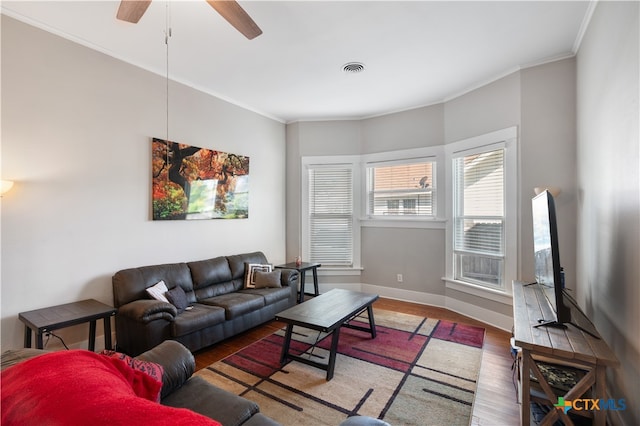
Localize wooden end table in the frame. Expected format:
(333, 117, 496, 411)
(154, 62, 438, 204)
(275, 261, 321, 303)
(19, 299, 117, 351)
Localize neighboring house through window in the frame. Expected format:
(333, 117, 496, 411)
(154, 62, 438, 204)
(366, 159, 436, 218)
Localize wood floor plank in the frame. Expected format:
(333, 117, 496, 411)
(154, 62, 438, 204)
(193, 297, 520, 425)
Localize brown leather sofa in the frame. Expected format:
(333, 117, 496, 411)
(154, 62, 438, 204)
(112, 252, 298, 356)
(1, 340, 281, 426)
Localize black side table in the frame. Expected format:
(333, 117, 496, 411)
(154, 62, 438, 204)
(275, 262, 321, 303)
(19, 299, 117, 351)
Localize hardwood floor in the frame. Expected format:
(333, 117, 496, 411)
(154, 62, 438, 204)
(193, 297, 521, 426)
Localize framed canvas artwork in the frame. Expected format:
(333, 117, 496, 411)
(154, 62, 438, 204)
(152, 138, 249, 220)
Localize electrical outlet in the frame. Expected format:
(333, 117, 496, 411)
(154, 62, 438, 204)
(397, 274, 403, 283)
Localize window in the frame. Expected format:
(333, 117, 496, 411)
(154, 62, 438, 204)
(446, 127, 517, 293)
(305, 163, 355, 266)
(366, 159, 436, 218)
(453, 148, 505, 287)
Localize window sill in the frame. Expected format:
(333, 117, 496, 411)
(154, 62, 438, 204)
(317, 267, 363, 276)
(443, 278, 513, 305)
(361, 217, 446, 229)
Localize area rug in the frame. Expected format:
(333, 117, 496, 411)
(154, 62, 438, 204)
(195, 308, 485, 426)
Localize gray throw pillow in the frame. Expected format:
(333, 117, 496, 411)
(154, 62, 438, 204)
(166, 286, 189, 314)
(253, 270, 282, 289)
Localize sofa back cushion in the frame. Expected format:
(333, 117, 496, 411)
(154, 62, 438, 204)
(188, 256, 235, 300)
(227, 252, 269, 280)
(188, 252, 270, 301)
(113, 263, 195, 308)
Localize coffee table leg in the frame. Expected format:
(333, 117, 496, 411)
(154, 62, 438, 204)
(326, 328, 341, 380)
(280, 324, 294, 364)
(367, 305, 377, 338)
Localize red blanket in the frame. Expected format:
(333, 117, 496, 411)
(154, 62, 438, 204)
(1, 350, 221, 425)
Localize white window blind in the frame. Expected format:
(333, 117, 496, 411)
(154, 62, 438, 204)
(367, 160, 435, 217)
(308, 165, 354, 266)
(453, 148, 505, 288)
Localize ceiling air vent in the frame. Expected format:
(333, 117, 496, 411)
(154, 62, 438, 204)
(342, 62, 365, 74)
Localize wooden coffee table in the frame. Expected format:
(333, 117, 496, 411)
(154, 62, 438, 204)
(275, 289, 378, 380)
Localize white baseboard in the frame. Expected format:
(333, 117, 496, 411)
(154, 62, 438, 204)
(360, 283, 447, 307)
(445, 297, 513, 332)
(318, 282, 513, 331)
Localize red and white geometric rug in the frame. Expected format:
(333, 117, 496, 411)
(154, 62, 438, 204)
(196, 308, 485, 426)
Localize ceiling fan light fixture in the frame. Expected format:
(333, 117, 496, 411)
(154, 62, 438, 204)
(343, 62, 365, 74)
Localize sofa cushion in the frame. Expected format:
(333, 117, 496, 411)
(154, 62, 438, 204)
(166, 286, 189, 314)
(171, 304, 226, 337)
(227, 252, 269, 280)
(244, 263, 272, 288)
(163, 375, 260, 426)
(1, 350, 221, 425)
(240, 287, 292, 305)
(199, 293, 265, 320)
(147, 280, 170, 303)
(253, 270, 282, 288)
(188, 256, 233, 289)
(243, 413, 282, 426)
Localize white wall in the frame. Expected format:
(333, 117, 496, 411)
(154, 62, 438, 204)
(1, 16, 286, 350)
(576, 2, 639, 423)
(444, 71, 521, 144)
(361, 104, 444, 153)
(520, 59, 577, 291)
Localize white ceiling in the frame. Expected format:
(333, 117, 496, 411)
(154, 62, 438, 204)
(2, 1, 593, 123)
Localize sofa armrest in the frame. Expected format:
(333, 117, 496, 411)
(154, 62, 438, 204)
(1, 348, 51, 371)
(136, 340, 195, 400)
(279, 268, 299, 288)
(118, 299, 177, 323)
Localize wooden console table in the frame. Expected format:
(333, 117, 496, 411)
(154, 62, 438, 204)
(19, 299, 116, 351)
(512, 281, 619, 426)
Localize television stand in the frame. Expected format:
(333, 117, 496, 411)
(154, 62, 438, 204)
(534, 318, 600, 339)
(512, 281, 619, 426)
(533, 319, 567, 329)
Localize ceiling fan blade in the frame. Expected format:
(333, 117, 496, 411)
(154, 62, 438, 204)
(206, 1, 263, 40)
(116, 0, 152, 24)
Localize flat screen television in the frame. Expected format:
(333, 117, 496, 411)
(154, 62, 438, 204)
(531, 190, 571, 327)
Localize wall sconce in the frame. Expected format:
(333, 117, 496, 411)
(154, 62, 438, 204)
(1, 180, 15, 196)
(534, 186, 561, 197)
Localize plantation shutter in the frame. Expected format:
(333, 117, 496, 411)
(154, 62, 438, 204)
(453, 148, 505, 287)
(308, 165, 353, 266)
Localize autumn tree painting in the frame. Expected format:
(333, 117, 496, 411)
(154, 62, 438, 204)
(152, 138, 249, 220)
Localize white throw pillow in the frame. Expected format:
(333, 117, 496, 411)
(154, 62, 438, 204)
(146, 280, 169, 303)
(244, 263, 273, 288)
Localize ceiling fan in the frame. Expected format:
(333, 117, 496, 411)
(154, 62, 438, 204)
(116, 0, 262, 40)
